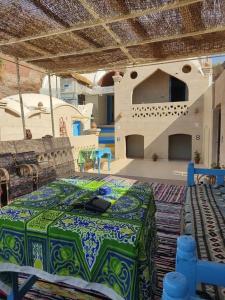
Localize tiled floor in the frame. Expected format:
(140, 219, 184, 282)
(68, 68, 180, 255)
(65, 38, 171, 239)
(87, 158, 204, 183)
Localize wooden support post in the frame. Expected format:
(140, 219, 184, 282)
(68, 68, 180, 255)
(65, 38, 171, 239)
(16, 59, 26, 139)
(48, 73, 55, 137)
(55, 75, 58, 99)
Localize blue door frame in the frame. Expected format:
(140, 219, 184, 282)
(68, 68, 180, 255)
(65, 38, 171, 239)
(72, 121, 81, 136)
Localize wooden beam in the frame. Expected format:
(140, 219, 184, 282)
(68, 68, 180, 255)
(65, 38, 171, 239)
(30, 0, 69, 27)
(24, 24, 225, 62)
(77, 0, 136, 63)
(50, 51, 208, 74)
(0, 26, 51, 56)
(0, 0, 203, 46)
(30, 0, 101, 48)
(102, 25, 136, 63)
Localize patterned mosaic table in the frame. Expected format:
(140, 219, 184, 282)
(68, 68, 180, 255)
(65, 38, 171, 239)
(0, 175, 156, 300)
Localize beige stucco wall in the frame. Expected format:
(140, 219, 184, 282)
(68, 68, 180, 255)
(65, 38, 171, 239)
(133, 69, 170, 104)
(214, 69, 225, 166)
(202, 85, 214, 167)
(114, 61, 213, 166)
(85, 94, 108, 126)
(0, 108, 25, 141)
(0, 104, 90, 141)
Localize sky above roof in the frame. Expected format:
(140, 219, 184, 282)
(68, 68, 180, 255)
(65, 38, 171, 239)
(212, 55, 225, 65)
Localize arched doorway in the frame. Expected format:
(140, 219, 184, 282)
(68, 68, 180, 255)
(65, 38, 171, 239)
(169, 134, 192, 160)
(98, 71, 123, 125)
(98, 71, 124, 87)
(126, 135, 144, 158)
(170, 76, 188, 102)
(132, 69, 188, 104)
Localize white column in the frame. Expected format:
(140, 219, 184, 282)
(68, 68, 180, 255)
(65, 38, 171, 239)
(16, 59, 26, 139)
(48, 73, 55, 137)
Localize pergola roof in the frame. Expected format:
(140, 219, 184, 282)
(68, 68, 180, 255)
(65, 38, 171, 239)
(1, 0, 225, 73)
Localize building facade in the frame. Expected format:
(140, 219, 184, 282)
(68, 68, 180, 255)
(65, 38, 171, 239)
(85, 59, 214, 167)
(1, 57, 221, 169)
(0, 93, 93, 141)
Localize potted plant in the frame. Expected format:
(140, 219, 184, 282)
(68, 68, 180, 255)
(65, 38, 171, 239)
(211, 162, 221, 169)
(152, 153, 158, 162)
(194, 151, 200, 164)
(90, 115, 97, 129)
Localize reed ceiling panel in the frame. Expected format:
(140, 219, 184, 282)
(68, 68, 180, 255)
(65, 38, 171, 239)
(0, 0, 224, 72)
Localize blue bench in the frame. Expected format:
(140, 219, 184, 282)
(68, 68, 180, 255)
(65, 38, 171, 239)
(187, 161, 225, 187)
(162, 235, 225, 299)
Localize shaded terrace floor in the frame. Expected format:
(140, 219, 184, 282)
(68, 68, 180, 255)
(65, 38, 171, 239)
(87, 158, 205, 183)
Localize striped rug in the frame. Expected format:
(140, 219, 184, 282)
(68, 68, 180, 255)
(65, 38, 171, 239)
(185, 185, 225, 299)
(151, 183, 186, 204)
(154, 201, 185, 299)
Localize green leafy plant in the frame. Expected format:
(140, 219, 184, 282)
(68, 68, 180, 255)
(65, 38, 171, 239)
(194, 151, 200, 164)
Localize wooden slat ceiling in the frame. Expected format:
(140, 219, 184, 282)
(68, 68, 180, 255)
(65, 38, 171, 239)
(0, 0, 225, 73)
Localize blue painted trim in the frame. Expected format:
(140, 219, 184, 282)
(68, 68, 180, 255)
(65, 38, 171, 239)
(99, 137, 115, 144)
(99, 127, 115, 133)
(187, 161, 225, 186)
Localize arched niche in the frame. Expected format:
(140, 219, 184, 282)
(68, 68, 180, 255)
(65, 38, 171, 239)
(98, 71, 124, 87)
(132, 69, 188, 104)
(126, 135, 144, 159)
(168, 134, 192, 161)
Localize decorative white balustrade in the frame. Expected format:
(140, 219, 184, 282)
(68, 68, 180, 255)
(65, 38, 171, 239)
(131, 102, 189, 119)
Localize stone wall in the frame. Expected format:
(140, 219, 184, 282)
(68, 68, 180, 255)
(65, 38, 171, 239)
(0, 55, 44, 99)
(0, 135, 98, 177)
(0, 137, 75, 178)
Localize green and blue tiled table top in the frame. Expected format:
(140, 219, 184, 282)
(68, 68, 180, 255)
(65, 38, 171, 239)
(0, 175, 156, 300)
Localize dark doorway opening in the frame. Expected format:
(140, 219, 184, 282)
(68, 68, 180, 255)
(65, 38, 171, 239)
(78, 94, 85, 105)
(126, 135, 144, 158)
(169, 134, 192, 160)
(0, 184, 8, 207)
(107, 95, 114, 125)
(170, 76, 188, 102)
(215, 105, 221, 166)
